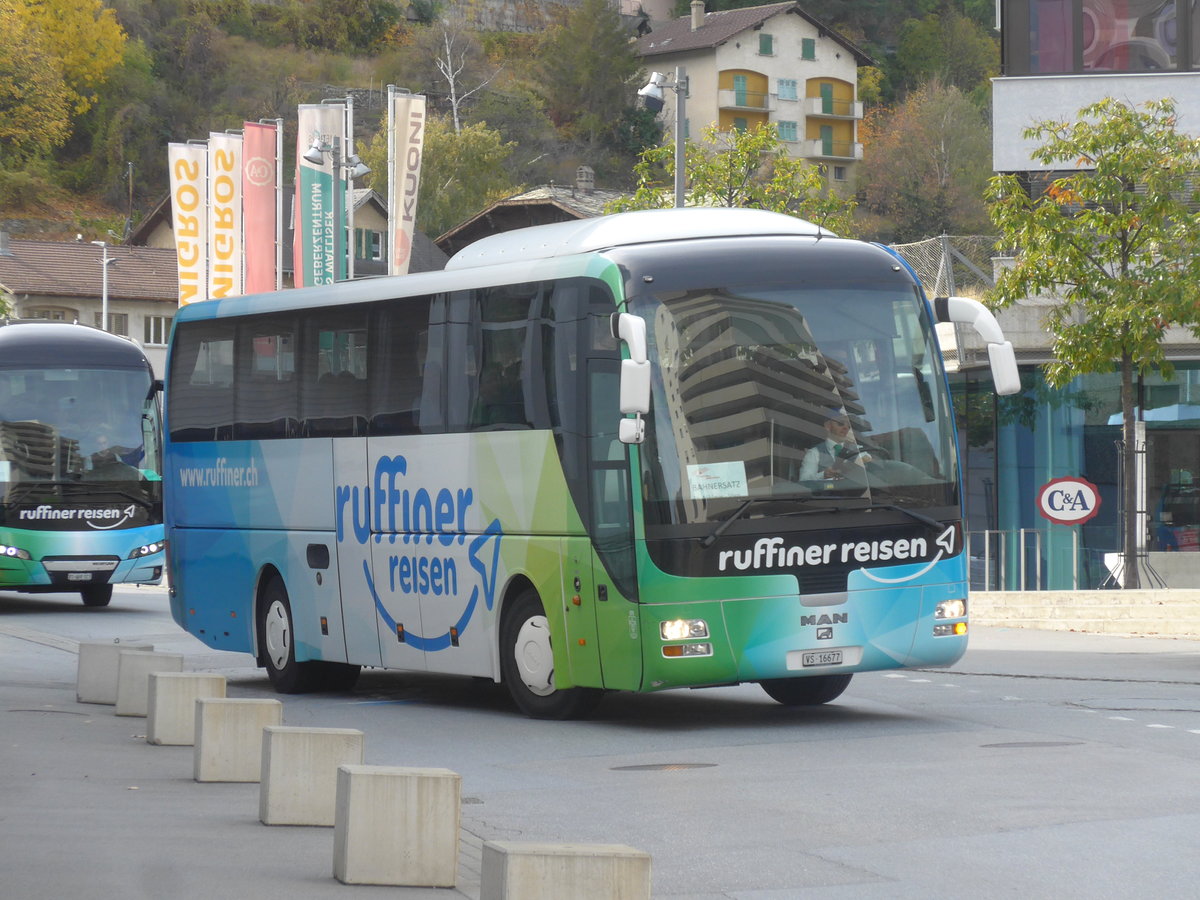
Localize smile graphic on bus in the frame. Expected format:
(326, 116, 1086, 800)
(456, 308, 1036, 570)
(362, 521, 504, 651)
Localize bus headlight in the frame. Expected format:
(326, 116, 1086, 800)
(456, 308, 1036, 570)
(1, 543, 32, 561)
(935, 599, 966, 619)
(660, 619, 709, 641)
(662, 643, 713, 658)
(129, 541, 166, 559)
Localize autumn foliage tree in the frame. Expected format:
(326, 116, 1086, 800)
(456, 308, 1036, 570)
(986, 97, 1200, 589)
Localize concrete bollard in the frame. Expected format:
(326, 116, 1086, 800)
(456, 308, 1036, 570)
(115, 650, 184, 717)
(146, 672, 227, 745)
(76, 640, 153, 704)
(193, 698, 283, 783)
(259, 726, 364, 826)
(480, 842, 652, 900)
(333, 764, 460, 887)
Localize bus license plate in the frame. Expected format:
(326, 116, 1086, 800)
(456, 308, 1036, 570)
(802, 649, 843, 667)
(67, 573, 93, 582)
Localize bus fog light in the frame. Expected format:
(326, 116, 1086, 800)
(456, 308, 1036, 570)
(935, 599, 966, 619)
(933, 622, 968, 637)
(660, 619, 709, 641)
(1, 543, 32, 561)
(662, 642, 713, 658)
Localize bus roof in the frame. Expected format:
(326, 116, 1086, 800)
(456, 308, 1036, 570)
(445, 207, 831, 271)
(0, 319, 152, 370)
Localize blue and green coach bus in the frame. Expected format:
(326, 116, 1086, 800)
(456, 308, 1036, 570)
(1, 320, 165, 606)
(163, 208, 1018, 717)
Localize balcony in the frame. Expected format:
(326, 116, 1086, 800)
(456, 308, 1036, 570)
(802, 139, 863, 161)
(718, 89, 774, 112)
(803, 97, 863, 120)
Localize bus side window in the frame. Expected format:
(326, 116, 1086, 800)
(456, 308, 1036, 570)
(233, 317, 298, 440)
(302, 308, 368, 438)
(370, 295, 435, 436)
(168, 323, 234, 442)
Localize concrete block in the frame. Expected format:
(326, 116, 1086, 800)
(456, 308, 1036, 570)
(333, 764, 460, 887)
(193, 698, 283, 783)
(115, 650, 184, 717)
(480, 841, 652, 900)
(146, 672, 226, 745)
(259, 726, 364, 826)
(76, 640, 153, 704)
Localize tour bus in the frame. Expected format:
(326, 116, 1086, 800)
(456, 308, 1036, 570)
(0, 320, 166, 607)
(163, 208, 1018, 717)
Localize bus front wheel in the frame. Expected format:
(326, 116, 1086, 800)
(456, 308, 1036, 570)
(760, 673, 852, 706)
(500, 588, 602, 720)
(258, 576, 360, 693)
(80, 585, 113, 607)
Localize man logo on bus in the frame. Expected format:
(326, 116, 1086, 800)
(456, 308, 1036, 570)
(336, 453, 504, 652)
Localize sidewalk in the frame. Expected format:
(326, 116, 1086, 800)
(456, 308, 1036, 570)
(0, 633, 482, 900)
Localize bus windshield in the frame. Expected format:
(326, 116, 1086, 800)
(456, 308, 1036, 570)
(0, 366, 162, 497)
(631, 277, 957, 527)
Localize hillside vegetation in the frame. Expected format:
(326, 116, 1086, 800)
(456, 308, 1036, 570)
(0, 0, 997, 243)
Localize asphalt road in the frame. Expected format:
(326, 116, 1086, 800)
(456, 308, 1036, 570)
(2, 585, 1199, 899)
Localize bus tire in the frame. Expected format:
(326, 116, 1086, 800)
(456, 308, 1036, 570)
(760, 673, 852, 706)
(258, 576, 324, 694)
(499, 588, 602, 720)
(80, 585, 113, 607)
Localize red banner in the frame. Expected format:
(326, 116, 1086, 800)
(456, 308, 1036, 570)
(243, 122, 279, 294)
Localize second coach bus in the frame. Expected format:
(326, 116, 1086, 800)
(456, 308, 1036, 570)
(163, 208, 1018, 717)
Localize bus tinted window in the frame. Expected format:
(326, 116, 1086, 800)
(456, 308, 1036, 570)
(235, 316, 298, 440)
(168, 322, 235, 441)
(304, 306, 369, 437)
(369, 296, 434, 436)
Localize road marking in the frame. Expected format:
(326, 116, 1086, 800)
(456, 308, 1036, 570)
(1108, 716, 1134, 721)
(1147, 724, 1174, 729)
(0, 624, 79, 653)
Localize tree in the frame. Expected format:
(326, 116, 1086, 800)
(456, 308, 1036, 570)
(608, 124, 857, 235)
(534, 0, 640, 147)
(893, 8, 998, 97)
(985, 97, 1200, 590)
(17, 0, 127, 116)
(857, 79, 992, 242)
(0, 0, 72, 162)
(362, 114, 518, 239)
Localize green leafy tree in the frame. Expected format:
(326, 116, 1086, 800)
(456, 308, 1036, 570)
(893, 7, 998, 97)
(985, 97, 1200, 589)
(857, 79, 992, 241)
(362, 114, 518, 239)
(534, 0, 640, 147)
(608, 124, 856, 237)
(0, 0, 72, 162)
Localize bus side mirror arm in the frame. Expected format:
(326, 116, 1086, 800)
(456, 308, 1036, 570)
(935, 296, 1021, 396)
(612, 313, 650, 444)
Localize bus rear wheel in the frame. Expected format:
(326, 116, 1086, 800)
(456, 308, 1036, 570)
(760, 673, 852, 706)
(258, 576, 359, 693)
(80, 585, 113, 607)
(500, 588, 602, 720)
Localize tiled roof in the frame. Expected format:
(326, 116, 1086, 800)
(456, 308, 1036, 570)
(635, 2, 873, 65)
(0, 238, 177, 303)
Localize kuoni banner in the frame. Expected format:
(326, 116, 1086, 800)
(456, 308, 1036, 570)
(294, 103, 346, 287)
(207, 132, 244, 299)
(388, 90, 426, 276)
(243, 121, 279, 294)
(167, 142, 208, 306)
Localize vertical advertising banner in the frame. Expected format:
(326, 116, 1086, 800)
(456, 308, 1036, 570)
(295, 103, 346, 287)
(167, 143, 208, 306)
(243, 121, 279, 295)
(207, 132, 244, 299)
(388, 90, 426, 276)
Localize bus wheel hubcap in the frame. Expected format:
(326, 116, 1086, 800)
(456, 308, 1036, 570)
(264, 601, 291, 669)
(514, 615, 555, 696)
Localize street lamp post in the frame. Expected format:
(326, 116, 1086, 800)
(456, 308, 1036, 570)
(638, 66, 689, 208)
(90, 241, 115, 331)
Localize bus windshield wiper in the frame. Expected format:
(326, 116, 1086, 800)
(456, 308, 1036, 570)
(849, 502, 943, 530)
(699, 495, 838, 548)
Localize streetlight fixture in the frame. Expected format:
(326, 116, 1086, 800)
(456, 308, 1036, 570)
(302, 135, 371, 282)
(638, 66, 689, 208)
(90, 241, 116, 331)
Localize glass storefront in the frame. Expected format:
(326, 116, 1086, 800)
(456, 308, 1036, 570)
(951, 363, 1200, 590)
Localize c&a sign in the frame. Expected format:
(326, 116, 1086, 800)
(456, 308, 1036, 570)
(1037, 477, 1101, 525)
